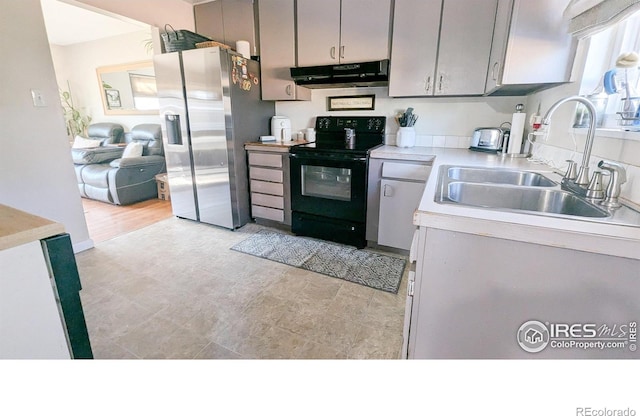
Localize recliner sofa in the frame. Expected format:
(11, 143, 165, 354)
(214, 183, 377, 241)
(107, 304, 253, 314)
(74, 123, 166, 205)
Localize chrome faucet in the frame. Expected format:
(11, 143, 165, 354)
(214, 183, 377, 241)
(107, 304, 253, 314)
(598, 160, 627, 208)
(542, 95, 597, 187)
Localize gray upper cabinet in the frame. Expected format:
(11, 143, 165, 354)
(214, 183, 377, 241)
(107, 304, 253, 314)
(257, 0, 311, 100)
(194, 0, 258, 55)
(485, 0, 577, 95)
(388, 0, 441, 97)
(389, 0, 498, 97)
(296, 0, 392, 66)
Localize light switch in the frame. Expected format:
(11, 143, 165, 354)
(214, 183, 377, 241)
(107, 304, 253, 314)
(31, 89, 46, 107)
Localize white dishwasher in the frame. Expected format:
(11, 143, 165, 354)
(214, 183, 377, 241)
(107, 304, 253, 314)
(378, 161, 431, 250)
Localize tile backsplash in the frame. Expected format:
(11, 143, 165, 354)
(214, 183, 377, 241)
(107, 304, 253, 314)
(387, 134, 471, 149)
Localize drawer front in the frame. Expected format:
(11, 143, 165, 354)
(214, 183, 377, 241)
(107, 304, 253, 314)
(248, 152, 283, 168)
(251, 192, 284, 209)
(249, 167, 283, 183)
(252, 205, 284, 222)
(382, 162, 431, 181)
(250, 180, 284, 196)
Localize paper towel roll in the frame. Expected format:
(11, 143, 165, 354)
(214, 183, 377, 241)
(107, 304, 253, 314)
(507, 111, 527, 154)
(236, 40, 250, 59)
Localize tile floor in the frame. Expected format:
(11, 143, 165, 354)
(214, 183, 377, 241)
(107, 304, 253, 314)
(76, 218, 409, 359)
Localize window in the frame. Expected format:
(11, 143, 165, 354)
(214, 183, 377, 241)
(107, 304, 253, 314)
(129, 73, 159, 111)
(578, 8, 640, 130)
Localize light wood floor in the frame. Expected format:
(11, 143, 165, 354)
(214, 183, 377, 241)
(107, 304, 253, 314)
(82, 197, 173, 244)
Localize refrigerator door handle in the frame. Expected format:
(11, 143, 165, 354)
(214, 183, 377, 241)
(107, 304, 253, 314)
(165, 113, 183, 145)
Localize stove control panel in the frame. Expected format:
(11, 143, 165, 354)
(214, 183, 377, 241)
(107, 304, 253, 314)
(315, 116, 386, 133)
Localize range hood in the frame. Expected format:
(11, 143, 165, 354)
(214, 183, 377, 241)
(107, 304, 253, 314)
(290, 60, 389, 89)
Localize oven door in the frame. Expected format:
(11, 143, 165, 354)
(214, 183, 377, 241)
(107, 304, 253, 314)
(290, 153, 367, 222)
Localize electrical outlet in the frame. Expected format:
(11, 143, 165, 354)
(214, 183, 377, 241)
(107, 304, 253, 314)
(30, 89, 46, 107)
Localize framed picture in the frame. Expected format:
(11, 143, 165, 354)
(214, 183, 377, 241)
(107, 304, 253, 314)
(105, 89, 121, 109)
(327, 94, 375, 111)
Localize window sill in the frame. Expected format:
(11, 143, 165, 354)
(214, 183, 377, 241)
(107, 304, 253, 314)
(571, 127, 640, 141)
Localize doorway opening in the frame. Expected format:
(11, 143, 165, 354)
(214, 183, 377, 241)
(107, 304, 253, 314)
(41, 0, 169, 243)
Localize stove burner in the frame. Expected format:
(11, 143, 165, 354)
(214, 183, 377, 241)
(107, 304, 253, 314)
(290, 116, 386, 157)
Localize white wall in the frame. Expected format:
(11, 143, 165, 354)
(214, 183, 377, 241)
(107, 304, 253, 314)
(0, 0, 92, 252)
(525, 42, 640, 205)
(50, 30, 162, 131)
(72, 0, 195, 31)
(276, 87, 524, 147)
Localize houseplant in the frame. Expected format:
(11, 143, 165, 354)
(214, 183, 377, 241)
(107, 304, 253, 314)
(59, 84, 91, 138)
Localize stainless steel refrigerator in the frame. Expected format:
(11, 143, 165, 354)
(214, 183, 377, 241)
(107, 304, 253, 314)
(154, 47, 275, 229)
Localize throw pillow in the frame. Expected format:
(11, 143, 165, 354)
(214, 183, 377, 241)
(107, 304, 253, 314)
(72, 135, 102, 149)
(122, 142, 144, 158)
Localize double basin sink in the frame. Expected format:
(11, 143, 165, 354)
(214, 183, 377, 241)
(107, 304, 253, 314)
(435, 165, 640, 226)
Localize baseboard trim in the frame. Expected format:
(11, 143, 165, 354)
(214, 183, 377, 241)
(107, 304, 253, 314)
(72, 238, 94, 253)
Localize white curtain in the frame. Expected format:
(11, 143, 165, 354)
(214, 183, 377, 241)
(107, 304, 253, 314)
(565, 0, 640, 36)
(129, 74, 157, 98)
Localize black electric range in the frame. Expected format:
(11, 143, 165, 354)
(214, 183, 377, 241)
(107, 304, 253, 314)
(290, 116, 386, 158)
(289, 116, 386, 248)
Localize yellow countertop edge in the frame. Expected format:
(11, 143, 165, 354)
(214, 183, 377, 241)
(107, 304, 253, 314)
(0, 204, 65, 251)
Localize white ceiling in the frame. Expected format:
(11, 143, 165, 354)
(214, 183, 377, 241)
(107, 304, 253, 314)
(40, 0, 151, 46)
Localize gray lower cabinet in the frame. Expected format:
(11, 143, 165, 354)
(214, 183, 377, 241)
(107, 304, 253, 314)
(367, 158, 431, 249)
(379, 179, 426, 250)
(247, 149, 291, 225)
(406, 228, 640, 359)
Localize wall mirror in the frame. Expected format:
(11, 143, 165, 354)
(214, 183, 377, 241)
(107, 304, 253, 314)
(96, 60, 159, 115)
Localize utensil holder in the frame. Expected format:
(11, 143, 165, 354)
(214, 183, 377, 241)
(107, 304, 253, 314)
(396, 127, 416, 148)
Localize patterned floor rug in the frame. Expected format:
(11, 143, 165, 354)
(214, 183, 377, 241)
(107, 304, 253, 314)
(231, 229, 406, 294)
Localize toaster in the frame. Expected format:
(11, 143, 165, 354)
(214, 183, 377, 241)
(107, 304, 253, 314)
(469, 127, 507, 152)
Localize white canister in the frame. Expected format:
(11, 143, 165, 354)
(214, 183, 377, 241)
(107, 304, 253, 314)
(396, 127, 416, 148)
(305, 128, 316, 141)
(236, 40, 251, 59)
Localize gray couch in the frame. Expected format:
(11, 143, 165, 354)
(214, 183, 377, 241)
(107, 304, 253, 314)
(74, 123, 166, 205)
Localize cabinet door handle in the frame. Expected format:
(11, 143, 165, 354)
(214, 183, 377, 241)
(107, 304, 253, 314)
(330, 46, 336, 60)
(383, 184, 393, 197)
(491, 62, 499, 81)
(286, 84, 292, 96)
(438, 73, 444, 94)
(340, 45, 345, 59)
(424, 75, 432, 94)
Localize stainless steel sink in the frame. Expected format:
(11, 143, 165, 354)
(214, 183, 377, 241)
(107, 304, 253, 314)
(434, 165, 640, 227)
(447, 166, 557, 187)
(443, 182, 610, 218)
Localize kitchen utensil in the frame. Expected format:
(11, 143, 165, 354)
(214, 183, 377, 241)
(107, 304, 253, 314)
(397, 107, 418, 127)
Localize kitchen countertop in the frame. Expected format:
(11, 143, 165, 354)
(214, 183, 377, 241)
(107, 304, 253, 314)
(0, 204, 65, 251)
(370, 146, 640, 260)
(245, 140, 308, 153)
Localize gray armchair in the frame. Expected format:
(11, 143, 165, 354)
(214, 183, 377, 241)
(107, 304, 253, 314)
(71, 123, 125, 165)
(75, 124, 166, 205)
